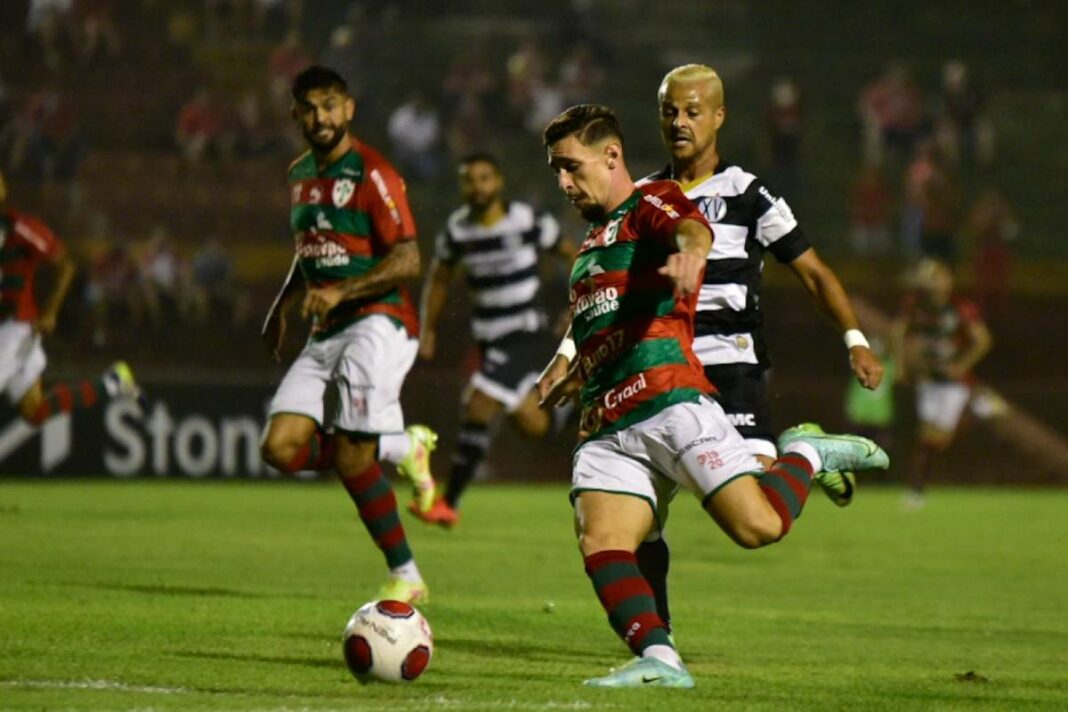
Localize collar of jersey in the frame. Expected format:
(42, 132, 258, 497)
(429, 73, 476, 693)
(316, 146, 360, 177)
(594, 190, 641, 226)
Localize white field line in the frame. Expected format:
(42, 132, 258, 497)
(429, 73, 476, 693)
(1, 678, 191, 694)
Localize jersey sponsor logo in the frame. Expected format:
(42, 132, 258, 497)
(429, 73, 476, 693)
(758, 185, 794, 221)
(291, 184, 302, 204)
(727, 412, 757, 427)
(696, 449, 725, 469)
(695, 195, 728, 223)
(309, 185, 324, 204)
(579, 329, 625, 378)
(573, 286, 619, 321)
(369, 169, 402, 225)
(332, 178, 356, 207)
(603, 372, 647, 410)
(642, 193, 681, 219)
(298, 236, 350, 268)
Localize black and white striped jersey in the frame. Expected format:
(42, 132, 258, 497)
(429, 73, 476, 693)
(435, 201, 561, 344)
(642, 162, 811, 370)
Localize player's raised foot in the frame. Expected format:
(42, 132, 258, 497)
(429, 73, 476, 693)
(102, 361, 146, 409)
(376, 577, 429, 606)
(397, 425, 438, 513)
(583, 657, 694, 689)
(408, 497, 460, 529)
(778, 422, 889, 474)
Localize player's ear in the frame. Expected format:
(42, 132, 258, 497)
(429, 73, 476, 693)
(604, 142, 621, 169)
(714, 105, 726, 130)
(345, 96, 356, 122)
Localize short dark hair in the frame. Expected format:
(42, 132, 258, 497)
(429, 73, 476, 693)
(458, 152, 501, 173)
(291, 65, 348, 102)
(542, 104, 624, 148)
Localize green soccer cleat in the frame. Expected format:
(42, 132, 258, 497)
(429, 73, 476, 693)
(778, 422, 889, 476)
(103, 361, 145, 408)
(376, 577, 429, 606)
(583, 657, 695, 689)
(780, 423, 858, 506)
(396, 425, 438, 513)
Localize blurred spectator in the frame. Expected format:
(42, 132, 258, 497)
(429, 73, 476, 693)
(933, 60, 995, 170)
(964, 187, 1019, 319)
(27, 0, 76, 69)
(85, 234, 141, 347)
(10, 85, 85, 186)
(175, 88, 229, 166)
(764, 77, 803, 200)
(233, 90, 279, 157)
(844, 335, 896, 453)
(322, 25, 365, 107)
(188, 236, 250, 327)
(442, 48, 497, 121)
(559, 44, 605, 104)
(267, 30, 313, 104)
(75, 0, 120, 63)
(137, 226, 191, 327)
(506, 35, 547, 123)
(858, 62, 925, 167)
(901, 139, 961, 261)
(387, 92, 441, 182)
(849, 161, 893, 256)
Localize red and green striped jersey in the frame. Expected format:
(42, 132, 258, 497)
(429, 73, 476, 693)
(0, 209, 63, 323)
(288, 141, 418, 340)
(570, 182, 715, 442)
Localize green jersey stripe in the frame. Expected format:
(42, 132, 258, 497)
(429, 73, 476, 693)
(290, 203, 372, 236)
(582, 338, 687, 403)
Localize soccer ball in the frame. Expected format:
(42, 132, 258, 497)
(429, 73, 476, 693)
(342, 600, 433, 682)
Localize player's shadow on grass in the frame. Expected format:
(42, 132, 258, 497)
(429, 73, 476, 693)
(57, 581, 312, 600)
(175, 650, 338, 670)
(435, 637, 614, 665)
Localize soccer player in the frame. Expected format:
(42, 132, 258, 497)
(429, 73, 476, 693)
(259, 66, 434, 604)
(890, 258, 992, 508)
(538, 104, 888, 688)
(413, 152, 576, 527)
(0, 169, 141, 429)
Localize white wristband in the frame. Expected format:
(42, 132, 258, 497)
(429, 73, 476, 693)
(844, 329, 870, 350)
(555, 336, 577, 361)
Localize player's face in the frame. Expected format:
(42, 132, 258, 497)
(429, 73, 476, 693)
(293, 87, 354, 153)
(659, 80, 725, 164)
(459, 161, 503, 210)
(548, 135, 614, 222)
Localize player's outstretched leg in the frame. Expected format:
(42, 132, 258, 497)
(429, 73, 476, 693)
(22, 360, 144, 426)
(379, 424, 438, 513)
(411, 420, 488, 529)
(337, 437, 428, 605)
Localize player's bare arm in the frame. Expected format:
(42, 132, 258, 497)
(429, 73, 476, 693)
(302, 240, 421, 322)
(944, 319, 993, 380)
(262, 255, 304, 362)
(36, 250, 76, 336)
(417, 257, 454, 360)
(658, 217, 711, 297)
(537, 323, 577, 408)
(788, 248, 884, 390)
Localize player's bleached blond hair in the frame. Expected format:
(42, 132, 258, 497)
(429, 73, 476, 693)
(658, 64, 725, 107)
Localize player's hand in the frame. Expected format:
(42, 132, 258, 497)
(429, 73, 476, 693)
(849, 345, 884, 390)
(262, 312, 286, 362)
(658, 252, 705, 298)
(302, 285, 344, 322)
(539, 357, 582, 409)
(33, 312, 58, 336)
(418, 330, 436, 360)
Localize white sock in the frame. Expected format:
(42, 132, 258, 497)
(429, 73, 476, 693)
(643, 644, 683, 670)
(378, 432, 411, 464)
(783, 440, 822, 473)
(390, 559, 422, 584)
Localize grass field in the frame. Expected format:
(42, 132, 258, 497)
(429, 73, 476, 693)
(1, 480, 1066, 711)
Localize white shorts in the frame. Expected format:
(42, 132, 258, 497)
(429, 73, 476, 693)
(571, 397, 762, 528)
(0, 320, 46, 404)
(916, 380, 972, 433)
(268, 315, 418, 434)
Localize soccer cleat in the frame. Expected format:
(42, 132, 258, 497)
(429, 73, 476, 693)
(396, 425, 438, 513)
(376, 577, 429, 605)
(583, 656, 695, 689)
(408, 497, 460, 529)
(778, 422, 889, 474)
(780, 424, 857, 506)
(103, 361, 145, 410)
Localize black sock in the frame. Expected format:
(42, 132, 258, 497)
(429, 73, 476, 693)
(444, 421, 490, 508)
(636, 536, 672, 631)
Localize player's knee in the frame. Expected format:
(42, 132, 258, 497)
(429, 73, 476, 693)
(726, 511, 783, 549)
(514, 409, 549, 438)
(260, 431, 301, 472)
(577, 529, 632, 557)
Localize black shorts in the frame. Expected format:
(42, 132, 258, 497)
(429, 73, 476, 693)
(471, 330, 554, 412)
(704, 363, 777, 458)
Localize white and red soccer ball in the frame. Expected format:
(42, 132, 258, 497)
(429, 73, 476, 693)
(342, 600, 433, 682)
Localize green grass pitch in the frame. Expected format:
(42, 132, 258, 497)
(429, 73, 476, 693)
(1, 480, 1066, 710)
